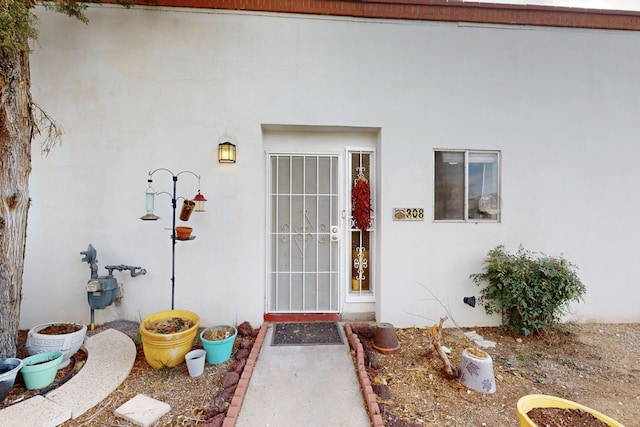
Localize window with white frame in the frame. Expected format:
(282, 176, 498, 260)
(434, 150, 501, 221)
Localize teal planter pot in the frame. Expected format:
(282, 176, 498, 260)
(200, 325, 237, 364)
(0, 358, 23, 403)
(20, 351, 63, 390)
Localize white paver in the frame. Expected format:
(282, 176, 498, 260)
(115, 394, 171, 427)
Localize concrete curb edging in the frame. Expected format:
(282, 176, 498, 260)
(222, 322, 268, 427)
(0, 328, 135, 427)
(344, 323, 384, 427)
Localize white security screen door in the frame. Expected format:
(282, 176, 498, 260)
(268, 154, 340, 313)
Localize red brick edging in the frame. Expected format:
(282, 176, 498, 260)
(222, 322, 268, 427)
(344, 322, 384, 427)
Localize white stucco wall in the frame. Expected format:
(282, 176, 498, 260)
(23, 5, 640, 329)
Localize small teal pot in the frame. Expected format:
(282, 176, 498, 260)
(20, 351, 63, 390)
(0, 358, 23, 403)
(200, 325, 237, 364)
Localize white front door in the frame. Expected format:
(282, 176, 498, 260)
(268, 154, 341, 313)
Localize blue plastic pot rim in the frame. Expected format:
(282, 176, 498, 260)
(21, 351, 63, 369)
(0, 358, 23, 377)
(0, 358, 23, 368)
(200, 325, 237, 343)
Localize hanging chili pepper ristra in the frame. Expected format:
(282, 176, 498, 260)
(352, 175, 372, 232)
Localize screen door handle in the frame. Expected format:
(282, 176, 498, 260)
(330, 226, 340, 241)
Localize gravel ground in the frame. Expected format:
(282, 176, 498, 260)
(4, 321, 638, 426)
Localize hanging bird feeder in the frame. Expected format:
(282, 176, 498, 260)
(192, 191, 207, 212)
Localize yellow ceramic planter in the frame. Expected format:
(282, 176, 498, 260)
(140, 309, 200, 369)
(517, 394, 624, 427)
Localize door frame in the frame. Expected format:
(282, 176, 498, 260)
(262, 126, 379, 320)
(265, 150, 346, 315)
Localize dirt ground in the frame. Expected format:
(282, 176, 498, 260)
(367, 322, 640, 426)
(2, 322, 638, 426)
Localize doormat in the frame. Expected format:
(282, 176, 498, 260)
(271, 322, 343, 346)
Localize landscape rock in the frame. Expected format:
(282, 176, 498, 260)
(222, 371, 240, 388)
(237, 321, 256, 337)
(379, 403, 421, 427)
(353, 324, 376, 338)
(372, 383, 392, 400)
(235, 348, 250, 360)
(206, 395, 229, 417)
(214, 387, 233, 403)
(358, 335, 379, 369)
(366, 348, 379, 369)
(231, 358, 246, 373)
(203, 413, 225, 427)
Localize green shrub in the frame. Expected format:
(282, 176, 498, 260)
(470, 245, 586, 336)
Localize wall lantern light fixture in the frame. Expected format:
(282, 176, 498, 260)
(218, 142, 236, 163)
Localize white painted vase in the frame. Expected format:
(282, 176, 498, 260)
(185, 349, 206, 377)
(458, 347, 496, 393)
(26, 323, 88, 369)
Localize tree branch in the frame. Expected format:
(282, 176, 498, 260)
(428, 316, 458, 378)
(32, 102, 63, 156)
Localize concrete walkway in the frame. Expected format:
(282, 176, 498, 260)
(235, 323, 371, 427)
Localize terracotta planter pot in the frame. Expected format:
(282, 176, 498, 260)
(373, 323, 400, 354)
(175, 226, 193, 240)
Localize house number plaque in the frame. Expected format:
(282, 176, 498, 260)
(393, 208, 424, 221)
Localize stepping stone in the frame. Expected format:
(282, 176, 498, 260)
(115, 394, 170, 427)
